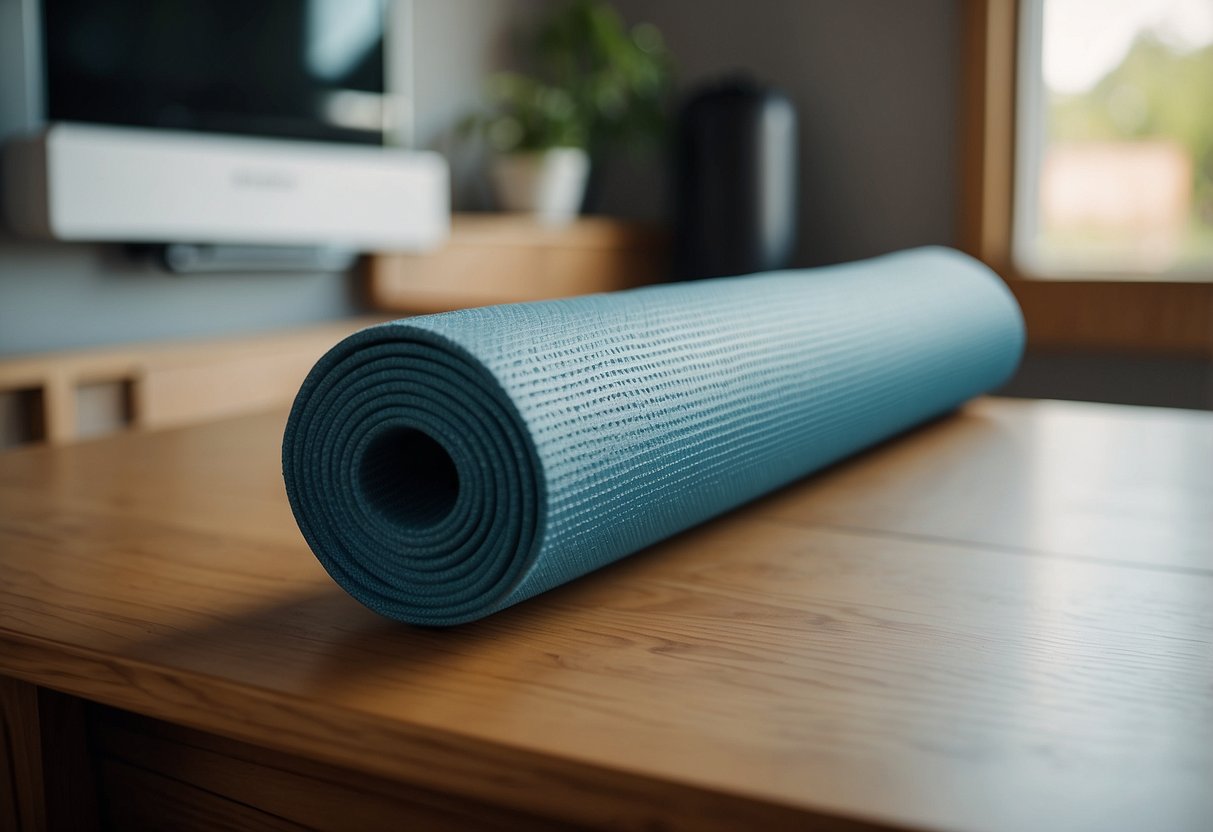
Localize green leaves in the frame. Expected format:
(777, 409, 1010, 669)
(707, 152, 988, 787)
(462, 0, 673, 155)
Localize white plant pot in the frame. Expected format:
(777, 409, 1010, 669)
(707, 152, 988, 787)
(491, 148, 590, 225)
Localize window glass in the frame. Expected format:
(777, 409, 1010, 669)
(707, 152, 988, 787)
(1017, 0, 1213, 277)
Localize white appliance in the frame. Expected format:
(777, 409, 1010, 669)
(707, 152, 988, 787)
(4, 123, 447, 249)
(0, 0, 447, 252)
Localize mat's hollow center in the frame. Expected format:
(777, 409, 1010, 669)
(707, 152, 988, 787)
(359, 428, 459, 530)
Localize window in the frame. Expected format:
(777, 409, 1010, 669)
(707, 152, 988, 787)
(1015, 0, 1213, 279)
(960, 0, 1213, 355)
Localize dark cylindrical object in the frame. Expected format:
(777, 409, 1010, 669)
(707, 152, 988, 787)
(674, 77, 798, 280)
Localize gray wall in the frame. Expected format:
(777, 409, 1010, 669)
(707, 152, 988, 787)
(602, 0, 960, 266)
(412, 0, 550, 209)
(0, 236, 363, 355)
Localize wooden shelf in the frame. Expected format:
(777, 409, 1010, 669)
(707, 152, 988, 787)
(369, 213, 668, 314)
(0, 317, 383, 447)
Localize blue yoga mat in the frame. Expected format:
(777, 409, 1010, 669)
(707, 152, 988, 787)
(283, 247, 1024, 625)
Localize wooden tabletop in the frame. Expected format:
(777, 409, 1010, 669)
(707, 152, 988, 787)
(1, 398, 1210, 832)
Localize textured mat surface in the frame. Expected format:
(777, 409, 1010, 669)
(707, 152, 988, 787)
(283, 247, 1024, 625)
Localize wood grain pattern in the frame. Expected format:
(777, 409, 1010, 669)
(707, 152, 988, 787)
(958, 0, 1213, 357)
(368, 214, 666, 314)
(0, 398, 1210, 831)
(754, 399, 1213, 572)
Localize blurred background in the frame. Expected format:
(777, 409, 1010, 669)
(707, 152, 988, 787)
(1, 0, 1210, 450)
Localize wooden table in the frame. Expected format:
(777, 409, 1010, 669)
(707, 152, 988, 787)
(1, 398, 1210, 832)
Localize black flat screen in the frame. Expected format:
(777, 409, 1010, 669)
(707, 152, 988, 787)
(44, 0, 387, 144)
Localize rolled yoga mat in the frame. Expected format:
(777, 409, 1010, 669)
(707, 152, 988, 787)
(283, 246, 1024, 626)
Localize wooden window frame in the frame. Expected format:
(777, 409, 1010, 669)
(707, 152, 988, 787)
(958, 0, 1213, 358)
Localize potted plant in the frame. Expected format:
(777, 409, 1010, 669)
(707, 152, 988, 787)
(462, 0, 672, 224)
